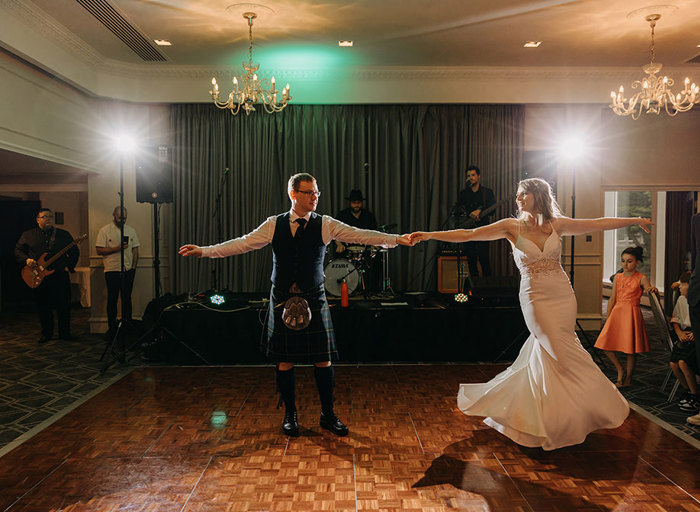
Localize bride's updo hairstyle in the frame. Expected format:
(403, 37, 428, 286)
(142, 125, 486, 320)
(517, 178, 563, 221)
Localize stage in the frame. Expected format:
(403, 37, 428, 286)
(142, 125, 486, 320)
(1, 365, 698, 512)
(150, 292, 528, 365)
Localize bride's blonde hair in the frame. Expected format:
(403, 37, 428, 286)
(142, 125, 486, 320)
(517, 178, 562, 221)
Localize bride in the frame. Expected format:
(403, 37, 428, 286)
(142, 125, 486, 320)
(410, 178, 652, 450)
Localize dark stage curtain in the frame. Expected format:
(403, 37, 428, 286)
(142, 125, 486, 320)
(170, 104, 524, 293)
(664, 191, 695, 315)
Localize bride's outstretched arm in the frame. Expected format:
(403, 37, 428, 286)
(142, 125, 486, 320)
(553, 217, 652, 237)
(409, 218, 517, 244)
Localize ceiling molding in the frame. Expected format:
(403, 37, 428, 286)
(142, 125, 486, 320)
(2, 0, 107, 69)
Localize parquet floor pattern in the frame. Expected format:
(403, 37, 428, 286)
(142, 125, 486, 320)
(0, 365, 698, 512)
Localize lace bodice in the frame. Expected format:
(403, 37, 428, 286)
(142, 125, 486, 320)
(511, 224, 565, 279)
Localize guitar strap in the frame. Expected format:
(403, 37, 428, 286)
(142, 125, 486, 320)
(48, 227, 56, 253)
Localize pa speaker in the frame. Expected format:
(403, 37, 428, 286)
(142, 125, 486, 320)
(136, 145, 173, 203)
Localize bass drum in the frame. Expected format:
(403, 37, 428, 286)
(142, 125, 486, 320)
(324, 258, 359, 296)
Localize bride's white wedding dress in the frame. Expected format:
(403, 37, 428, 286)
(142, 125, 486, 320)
(457, 224, 629, 450)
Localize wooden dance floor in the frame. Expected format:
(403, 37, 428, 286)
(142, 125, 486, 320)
(1, 365, 698, 512)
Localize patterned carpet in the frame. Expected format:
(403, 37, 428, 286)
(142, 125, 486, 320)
(0, 301, 698, 452)
(0, 308, 132, 450)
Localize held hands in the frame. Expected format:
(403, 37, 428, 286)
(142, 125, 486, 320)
(396, 234, 416, 247)
(178, 244, 203, 257)
(26, 258, 37, 267)
(637, 218, 653, 233)
(646, 286, 659, 296)
(407, 232, 432, 244)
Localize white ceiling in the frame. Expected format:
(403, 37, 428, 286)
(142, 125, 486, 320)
(0, 0, 699, 104)
(24, 0, 700, 67)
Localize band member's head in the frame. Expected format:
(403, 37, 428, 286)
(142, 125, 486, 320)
(346, 189, 365, 213)
(516, 178, 562, 220)
(36, 208, 54, 230)
(288, 172, 320, 214)
(466, 165, 481, 186)
(112, 206, 127, 227)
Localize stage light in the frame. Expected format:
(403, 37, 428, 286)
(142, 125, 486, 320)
(210, 294, 225, 305)
(454, 293, 469, 303)
(113, 134, 136, 154)
(556, 134, 586, 162)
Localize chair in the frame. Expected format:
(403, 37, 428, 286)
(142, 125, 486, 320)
(648, 291, 680, 401)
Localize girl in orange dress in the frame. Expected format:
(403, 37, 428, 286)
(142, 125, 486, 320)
(595, 246, 658, 387)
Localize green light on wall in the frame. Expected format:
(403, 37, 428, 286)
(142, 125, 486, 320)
(256, 45, 361, 68)
(221, 44, 361, 69)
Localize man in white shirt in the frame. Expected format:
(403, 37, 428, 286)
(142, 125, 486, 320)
(96, 206, 140, 339)
(180, 173, 412, 437)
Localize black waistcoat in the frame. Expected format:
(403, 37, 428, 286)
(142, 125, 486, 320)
(271, 212, 325, 291)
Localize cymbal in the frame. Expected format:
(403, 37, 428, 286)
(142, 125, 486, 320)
(379, 223, 397, 232)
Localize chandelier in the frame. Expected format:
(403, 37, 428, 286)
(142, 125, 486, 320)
(210, 12, 291, 115)
(610, 14, 698, 119)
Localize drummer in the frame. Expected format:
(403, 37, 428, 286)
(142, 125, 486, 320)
(335, 190, 378, 255)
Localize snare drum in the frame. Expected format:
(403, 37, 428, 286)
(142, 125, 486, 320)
(345, 245, 366, 261)
(324, 258, 359, 296)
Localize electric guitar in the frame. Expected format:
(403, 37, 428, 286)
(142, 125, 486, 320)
(454, 199, 510, 229)
(21, 234, 87, 288)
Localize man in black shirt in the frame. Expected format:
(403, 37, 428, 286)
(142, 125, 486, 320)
(15, 208, 80, 343)
(335, 190, 380, 290)
(336, 190, 378, 230)
(456, 166, 495, 277)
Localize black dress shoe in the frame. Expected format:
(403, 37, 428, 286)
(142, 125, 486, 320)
(282, 410, 299, 437)
(59, 335, 77, 341)
(38, 335, 51, 344)
(320, 413, 349, 436)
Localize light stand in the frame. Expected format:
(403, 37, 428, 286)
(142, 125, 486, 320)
(567, 163, 607, 368)
(101, 151, 137, 373)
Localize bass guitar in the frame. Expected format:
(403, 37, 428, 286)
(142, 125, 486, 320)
(454, 198, 510, 229)
(21, 234, 87, 288)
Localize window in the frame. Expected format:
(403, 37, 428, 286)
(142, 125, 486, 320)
(603, 191, 665, 292)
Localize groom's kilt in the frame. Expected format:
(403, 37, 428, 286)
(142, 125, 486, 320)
(263, 284, 338, 363)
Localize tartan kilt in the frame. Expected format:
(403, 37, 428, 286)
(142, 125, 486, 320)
(263, 284, 338, 363)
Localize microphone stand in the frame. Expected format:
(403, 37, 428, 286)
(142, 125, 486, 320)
(211, 167, 229, 292)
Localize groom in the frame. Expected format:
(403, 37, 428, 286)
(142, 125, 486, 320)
(180, 172, 412, 437)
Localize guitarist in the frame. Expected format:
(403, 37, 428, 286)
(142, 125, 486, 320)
(456, 166, 495, 276)
(14, 208, 80, 343)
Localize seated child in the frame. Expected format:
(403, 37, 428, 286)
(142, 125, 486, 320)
(669, 271, 698, 412)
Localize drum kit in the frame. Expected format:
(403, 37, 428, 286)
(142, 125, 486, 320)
(324, 224, 397, 297)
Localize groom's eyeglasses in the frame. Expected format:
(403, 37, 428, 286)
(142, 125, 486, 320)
(296, 189, 321, 197)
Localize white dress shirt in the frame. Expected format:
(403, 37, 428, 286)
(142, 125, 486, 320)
(96, 223, 141, 272)
(671, 295, 692, 330)
(201, 210, 399, 258)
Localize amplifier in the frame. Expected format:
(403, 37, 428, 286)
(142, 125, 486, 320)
(437, 256, 470, 293)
